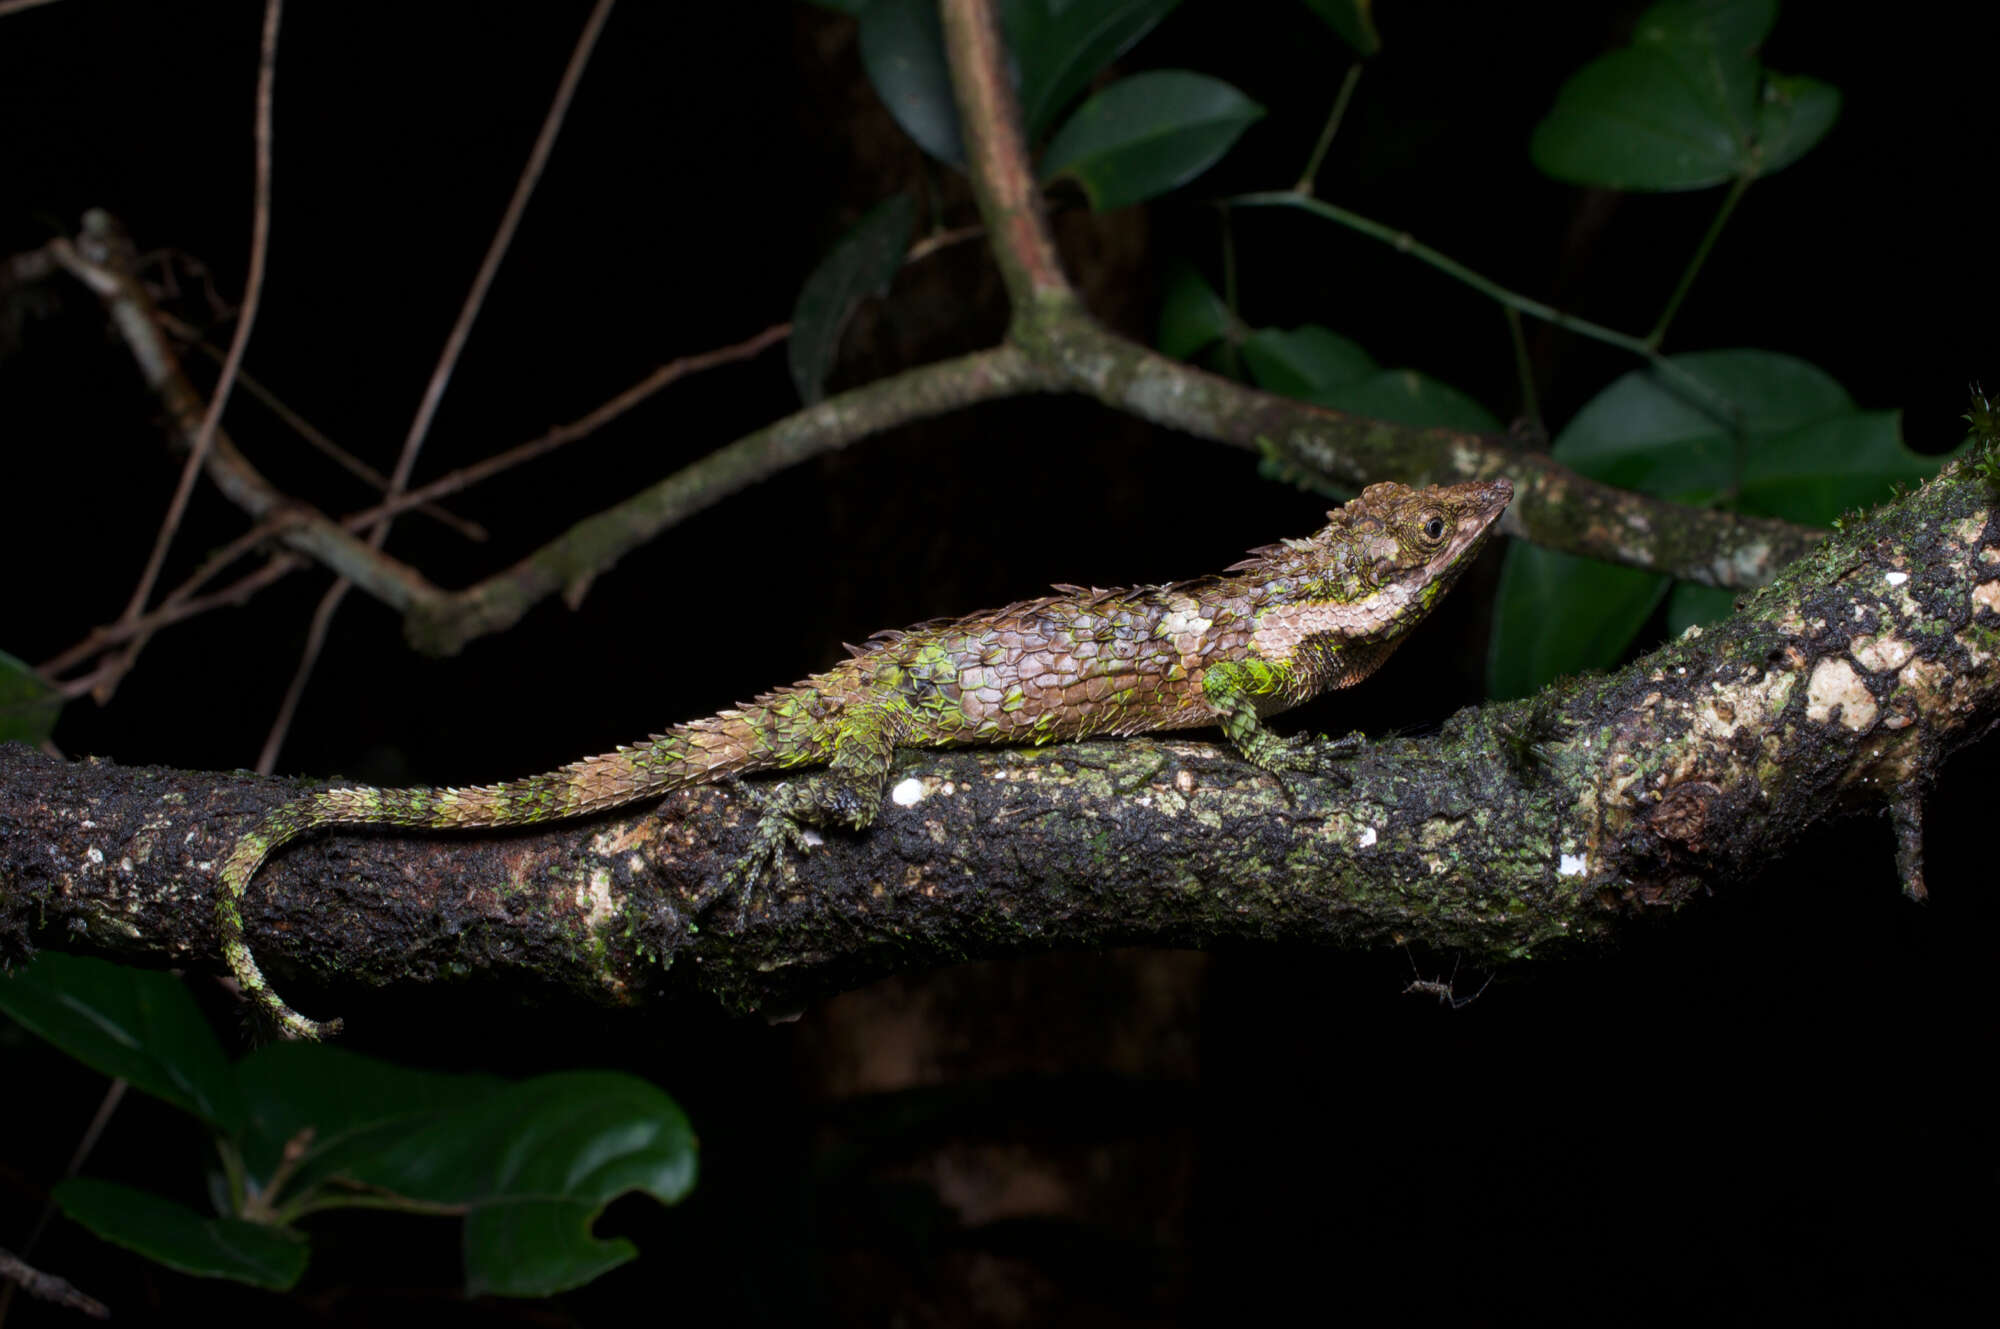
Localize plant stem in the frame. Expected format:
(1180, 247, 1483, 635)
(1230, 190, 1741, 425)
(1219, 204, 1243, 380)
(1648, 172, 1752, 349)
(1295, 63, 1363, 196)
(1505, 305, 1542, 435)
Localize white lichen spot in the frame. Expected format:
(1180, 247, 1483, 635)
(1681, 623, 1704, 640)
(1357, 825, 1378, 848)
(84, 847, 104, 866)
(891, 776, 926, 808)
(1850, 634, 1914, 673)
(1972, 581, 2000, 617)
(1883, 570, 1909, 587)
(941, 781, 956, 796)
(578, 868, 616, 932)
(1559, 852, 1588, 877)
(1806, 657, 1877, 731)
(1174, 769, 1196, 794)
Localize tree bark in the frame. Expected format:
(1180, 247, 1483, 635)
(3, 463, 1994, 1025)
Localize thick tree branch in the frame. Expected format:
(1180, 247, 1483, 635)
(5, 462, 1992, 1022)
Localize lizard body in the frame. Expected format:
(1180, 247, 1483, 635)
(219, 478, 1512, 1038)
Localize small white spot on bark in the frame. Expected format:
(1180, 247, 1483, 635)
(1559, 853, 1587, 877)
(1174, 769, 1196, 794)
(891, 777, 925, 807)
(1806, 657, 1877, 731)
(1973, 581, 2000, 617)
(1883, 571, 1909, 587)
(84, 847, 103, 866)
(1357, 825, 1378, 848)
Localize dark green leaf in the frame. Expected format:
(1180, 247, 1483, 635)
(55, 1178, 308, 1289)
(0, 648, 60, 745)
(1531, 0, 1833, 190)
(1310, 369, 1500, 433)
(1240, 325, 1493, 431)
(1039, 71, 1265, 211)
(1009, 0, 1183, 139)
(858, 0, 962, 166)
(1487, 543, 1669, 700)
(1635, 0, 1777, 60)
(1752, 72, 1840, 176)
(788, 194, 917, 405)
(1666, 582, 1739, 636)
(0, 952, 243, 1133)
(1300, 0, 1381, 57)
(1552, 348, 1857, 497)
(1155, 261, 1233, 359)
(1240, 325, 1375, 396)
(236, 1042, 504, 1200)
(1530, 44, 1755, 190)
(1737, 410, 1945, 526)
(348, 1071, 698, 1298)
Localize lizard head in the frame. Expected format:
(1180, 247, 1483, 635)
(1235, 477, 1514, 645)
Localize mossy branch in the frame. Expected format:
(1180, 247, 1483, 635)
(6, 460, 1990, 1018)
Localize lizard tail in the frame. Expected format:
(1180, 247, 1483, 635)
(217, 702, 823, 1040)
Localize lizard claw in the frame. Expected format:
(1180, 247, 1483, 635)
(719, 783, 818, 929)
(1264, 731, 1362, 783)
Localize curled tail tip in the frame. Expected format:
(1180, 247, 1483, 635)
(271, 1005, 343, 1041)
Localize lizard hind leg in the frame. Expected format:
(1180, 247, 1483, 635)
(721, 700, 909, 928)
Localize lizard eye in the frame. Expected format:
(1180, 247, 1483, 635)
(1421, 513, 1447, 543)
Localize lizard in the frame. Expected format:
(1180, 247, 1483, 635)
(217, 477, 1513, 1040)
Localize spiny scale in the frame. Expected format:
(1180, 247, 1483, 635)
(218, 478, 1513, 1039)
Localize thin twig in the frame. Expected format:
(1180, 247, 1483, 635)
(905, 222, 985, 264)
(52, 233, 440, 612)
(50, 558, 299, 701)
(41, 513, 302, 678)
(118, 0, 283, 626)
(340, 321, 790, 530)
(1295, 62, 1362, 196)
(257, 0, 615, 770)
(1647, 171, 1750, 350)
(157, 309, 487, 541)
(0, 1077, 126, 1322)
(256, 575, 350, 774)
(0, 1248, 108, 1320)
(382, 0, 617, 501)
(1229, 190, 1743, 425)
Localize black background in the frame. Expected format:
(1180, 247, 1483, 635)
(2, 2, 1994, 1323)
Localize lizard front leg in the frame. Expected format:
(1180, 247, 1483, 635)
(1201, 659, 1362, 778)
(723, 698, 912, 922)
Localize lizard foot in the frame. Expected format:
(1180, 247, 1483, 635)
(1260, 730, 1363, 782)
(718, 783, 819, 929)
